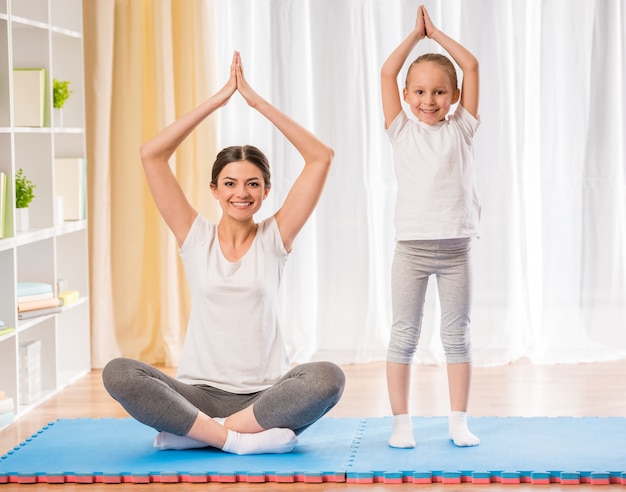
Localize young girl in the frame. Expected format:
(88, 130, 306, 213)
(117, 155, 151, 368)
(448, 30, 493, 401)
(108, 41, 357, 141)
(102, 52, 345, 455)
(381, 5, 480, 448)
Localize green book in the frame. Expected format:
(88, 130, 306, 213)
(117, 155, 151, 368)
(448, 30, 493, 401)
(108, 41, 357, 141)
(0, 327, 15, 337)
(0, 171, 6, 238)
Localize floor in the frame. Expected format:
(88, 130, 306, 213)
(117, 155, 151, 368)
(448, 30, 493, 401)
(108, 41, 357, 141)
(1, 359, 626, 490)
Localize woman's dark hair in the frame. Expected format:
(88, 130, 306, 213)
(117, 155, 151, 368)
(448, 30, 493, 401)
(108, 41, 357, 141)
(211, 145, 271, 188)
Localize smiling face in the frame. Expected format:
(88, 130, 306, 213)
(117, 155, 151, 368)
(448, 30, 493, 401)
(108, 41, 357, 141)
(403, 59, 460, 125)
(211, 160, 269, 220)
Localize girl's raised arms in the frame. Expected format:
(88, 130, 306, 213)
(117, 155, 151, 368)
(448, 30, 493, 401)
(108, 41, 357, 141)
(381, 5, 479, 126)
(381, 6, 426, 128)
(422, 6, 479, 117)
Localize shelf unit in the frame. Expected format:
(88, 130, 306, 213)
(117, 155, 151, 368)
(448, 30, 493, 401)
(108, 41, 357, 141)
(0, 0, 90, 429)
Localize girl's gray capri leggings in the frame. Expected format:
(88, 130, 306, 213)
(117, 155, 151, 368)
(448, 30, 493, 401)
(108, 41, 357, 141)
(387, 238, 473, 365)
(102, 358, 345, 437)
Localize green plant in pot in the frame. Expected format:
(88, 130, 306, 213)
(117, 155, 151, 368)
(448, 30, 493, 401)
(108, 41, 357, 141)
(53, 79, 73, 109)
(53, 79, 73, 126)
(15, 168, 35, 232)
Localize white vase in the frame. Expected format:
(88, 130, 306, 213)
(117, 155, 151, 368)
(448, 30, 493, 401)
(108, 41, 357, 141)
(53, 108, 64, 127)
(15, 207, 29, 232)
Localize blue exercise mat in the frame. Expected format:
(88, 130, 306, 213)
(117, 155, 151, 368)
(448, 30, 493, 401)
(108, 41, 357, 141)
(1, 416, 625, 485)
(348, 416, 626, 484)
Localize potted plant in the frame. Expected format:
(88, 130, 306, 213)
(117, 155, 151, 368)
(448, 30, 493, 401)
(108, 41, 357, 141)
(52, 78, 73, 126)
(15, 168, 35, 232)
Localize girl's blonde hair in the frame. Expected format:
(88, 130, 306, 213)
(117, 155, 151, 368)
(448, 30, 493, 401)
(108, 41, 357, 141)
(405, 53, 458, 90)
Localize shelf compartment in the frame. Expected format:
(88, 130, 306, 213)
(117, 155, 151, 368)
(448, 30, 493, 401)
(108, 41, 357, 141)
(55, 227, 89, 295)
(0, 248, 16, 325)
(0, 18, 10, 127)
(16, 316, 58, 406)
(9, 0, 48, 25)
(56, 300, 90, 387)
(14, 132, 54, 229)
(16, 236, 54, 287)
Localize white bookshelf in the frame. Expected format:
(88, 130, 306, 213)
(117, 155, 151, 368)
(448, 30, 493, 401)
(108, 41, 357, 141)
(0, 0, 90, 429)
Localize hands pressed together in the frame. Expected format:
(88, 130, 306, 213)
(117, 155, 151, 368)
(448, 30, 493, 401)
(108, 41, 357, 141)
(218, 51, 263, 108)
(414, 5, 438, 40)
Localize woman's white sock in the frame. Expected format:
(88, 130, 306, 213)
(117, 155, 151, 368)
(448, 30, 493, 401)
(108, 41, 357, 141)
(153, 431, 207, 450)
(221, 428, 297, 455)
(153, 417, 228, 450)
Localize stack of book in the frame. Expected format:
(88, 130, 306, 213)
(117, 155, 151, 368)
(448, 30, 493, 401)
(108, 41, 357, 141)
(17, 282, 63, 320)
(0, 389, 14, 428)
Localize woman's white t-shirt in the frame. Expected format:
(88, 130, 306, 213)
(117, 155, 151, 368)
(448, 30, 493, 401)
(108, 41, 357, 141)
(176, 214, 290, 394)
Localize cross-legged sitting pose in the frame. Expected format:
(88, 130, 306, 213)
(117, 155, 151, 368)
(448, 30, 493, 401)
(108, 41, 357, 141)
(103, 51, 345, 455)
(381, 5, 481, 448)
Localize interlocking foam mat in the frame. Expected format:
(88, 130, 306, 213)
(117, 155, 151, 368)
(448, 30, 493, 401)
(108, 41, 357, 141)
(1, 416, 625, 485)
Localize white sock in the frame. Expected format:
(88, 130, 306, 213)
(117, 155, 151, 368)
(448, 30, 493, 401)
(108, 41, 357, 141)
(221, 428, 297, 455)
(388, 414, 415, 448)
(153, 417, 227, 450)
(153, 431, 208, 450)
(449, 411, 480, 447)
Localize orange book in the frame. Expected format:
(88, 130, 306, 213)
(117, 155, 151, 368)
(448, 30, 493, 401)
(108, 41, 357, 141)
(17, 297, 62, 312)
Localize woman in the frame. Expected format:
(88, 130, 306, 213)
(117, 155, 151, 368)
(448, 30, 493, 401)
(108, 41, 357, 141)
(103, 52, 345, 455)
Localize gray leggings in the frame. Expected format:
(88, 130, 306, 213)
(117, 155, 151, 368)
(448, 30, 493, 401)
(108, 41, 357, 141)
(387, 238, 473, 365)
(102, 358, 345, 437)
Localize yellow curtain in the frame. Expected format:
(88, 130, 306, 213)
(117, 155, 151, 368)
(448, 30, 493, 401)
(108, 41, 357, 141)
(83, 0, 219, 368)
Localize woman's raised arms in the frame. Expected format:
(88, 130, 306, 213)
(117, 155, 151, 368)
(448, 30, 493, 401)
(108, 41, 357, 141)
(140, 53, 238, 246)
(235, 53, 334, 252)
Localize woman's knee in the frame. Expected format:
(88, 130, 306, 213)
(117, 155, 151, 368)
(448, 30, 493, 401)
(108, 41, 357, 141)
(102, 357, 137, 395)
(311, 361, 346, 402)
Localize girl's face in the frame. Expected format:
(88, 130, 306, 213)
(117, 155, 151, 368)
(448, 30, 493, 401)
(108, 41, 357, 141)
(403, 61, 460, 124)
(211, 160, 269, 220)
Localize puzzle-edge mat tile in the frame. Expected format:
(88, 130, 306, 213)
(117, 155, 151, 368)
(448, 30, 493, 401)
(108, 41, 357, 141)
(1, 416, 625, 485)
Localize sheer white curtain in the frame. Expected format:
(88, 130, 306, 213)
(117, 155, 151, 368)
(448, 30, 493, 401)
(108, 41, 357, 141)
(210, 0, 626, 366)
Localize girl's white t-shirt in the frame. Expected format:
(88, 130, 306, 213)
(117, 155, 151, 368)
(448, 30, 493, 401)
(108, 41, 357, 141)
(386, 104, 481, 240)
(176, 214, 290, 393)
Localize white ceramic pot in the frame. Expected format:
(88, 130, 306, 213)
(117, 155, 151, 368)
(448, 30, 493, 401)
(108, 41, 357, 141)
(15, 207, 29, 232)
(53, 108, 64, 127)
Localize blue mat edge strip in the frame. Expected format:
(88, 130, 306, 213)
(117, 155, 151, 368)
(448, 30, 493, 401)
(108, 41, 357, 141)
(1, 417, 626, 485)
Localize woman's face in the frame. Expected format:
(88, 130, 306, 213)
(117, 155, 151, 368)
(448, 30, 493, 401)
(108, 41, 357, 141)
(211, 160, 269, 220)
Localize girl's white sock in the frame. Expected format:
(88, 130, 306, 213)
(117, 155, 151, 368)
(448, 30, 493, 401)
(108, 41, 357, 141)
(449, 411, 480, 446)
(388, 413, 416, 448)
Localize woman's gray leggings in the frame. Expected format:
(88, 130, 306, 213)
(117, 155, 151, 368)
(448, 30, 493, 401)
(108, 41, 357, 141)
(387, 238, 473, 365)
(102, 358, 345, 437)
